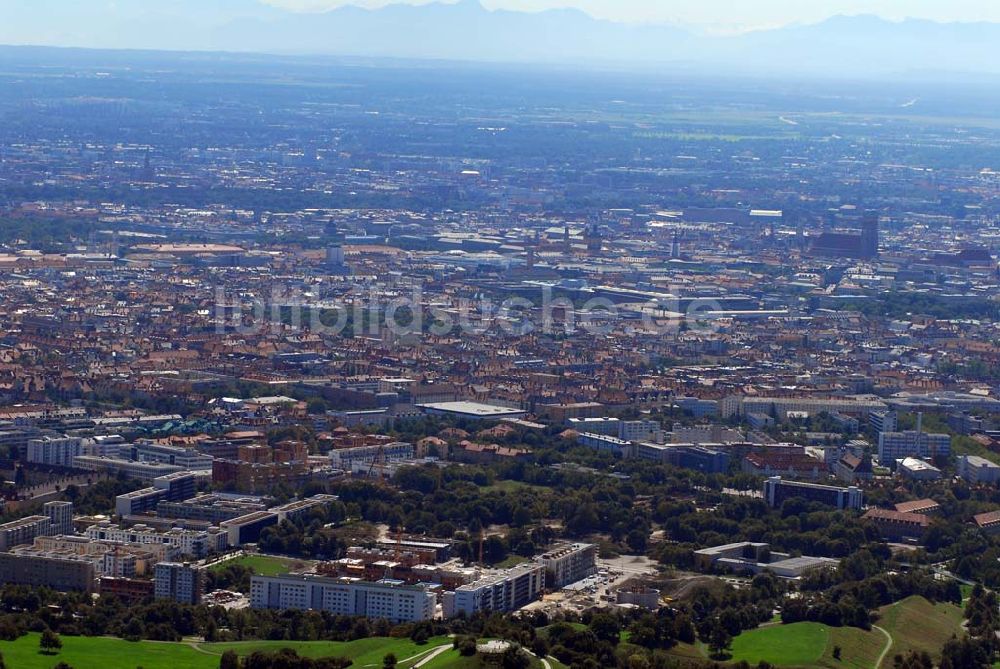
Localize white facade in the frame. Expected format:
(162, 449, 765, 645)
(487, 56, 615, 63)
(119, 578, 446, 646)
(251, 574, 435, 622)
(444, 562, 544, 618)
(878, 431, 950, 466)
(537, 543, 597, 588)
(44, 501, 73, 536)
(958, 455, 1000, 484)
(155, 562, 203, 604)
(85, 522, 227, 558)
(27, 436, 83, 467)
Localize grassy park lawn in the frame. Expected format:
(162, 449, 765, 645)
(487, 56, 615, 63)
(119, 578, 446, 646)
(727, 622, 828, 666)
(0, 633, 452, 669)
(668, 621, 886, 668)
(208, 554, 307, 577)
(876, 596, 965, 666)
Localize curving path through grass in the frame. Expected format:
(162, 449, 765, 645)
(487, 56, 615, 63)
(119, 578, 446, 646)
(873, 625, 893, 669)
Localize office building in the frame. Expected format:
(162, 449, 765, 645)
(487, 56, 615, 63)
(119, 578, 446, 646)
(251, 574, 435, 622)
(157, 493, 268, 524)
(878, 431, 951, 467)
(958, 455, 1000, 484)
(131, 441, 214, 470)
(219, 511, 279, 546)
(72, 456, 183, 483)
(114, 471, 199, 516)
(763, 476, 862, 510)
(693, 541, 837, 579)
(329, 442, 414, 470)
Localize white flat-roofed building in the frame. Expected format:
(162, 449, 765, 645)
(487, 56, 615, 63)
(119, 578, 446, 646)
(443, 562, 544, 618)
(27, 436, 83, 467)
(251, 574, 435, 622)
(567, 417, 621, 435)
(577, 433, 632, 458)
(72, 456, 183, 483)
(329, 442, 414, 470)
(132, 441, 214, 470)
(85, 522, 227, 558)
(958, 455, 1000, 484)
(416, 401, 526, 421)
(896, 457, 942, 481)
(537, 543, 597, 588)
(723, 395, 887, 420)
(878, 431, 950, 467)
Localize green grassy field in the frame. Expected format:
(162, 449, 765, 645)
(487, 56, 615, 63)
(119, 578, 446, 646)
(0, 633, 452, 669)
(208, 554, 307, 577)
(727, 623, 828, 666)
(876, 596, 965, 667)
(669, 621, 886, 668)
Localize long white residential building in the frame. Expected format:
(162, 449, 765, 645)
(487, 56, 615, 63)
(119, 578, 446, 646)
(84, 522, 228, 558)
(443, 562, 544, 618)
(250, 574, 435, 622)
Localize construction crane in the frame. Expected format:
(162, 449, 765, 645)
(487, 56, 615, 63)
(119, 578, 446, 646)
(366, 443, 388, 481)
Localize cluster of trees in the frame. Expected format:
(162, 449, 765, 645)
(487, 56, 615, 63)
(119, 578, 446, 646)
(225, 649, 352, 669)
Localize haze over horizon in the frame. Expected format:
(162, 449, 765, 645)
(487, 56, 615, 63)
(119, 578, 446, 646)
(262, 0, 1000, 33)
(2, 0, 1000, 78)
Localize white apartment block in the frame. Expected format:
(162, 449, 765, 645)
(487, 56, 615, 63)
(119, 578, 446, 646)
(85, 522, 227, 558)
(537, 543, 598, 588)
(443, 562, 544, 618)
(251, 574, 435, 623)
(27, 436, 83, 467)
(958, 455, 1000, 484)
(877, 431, 951, 466)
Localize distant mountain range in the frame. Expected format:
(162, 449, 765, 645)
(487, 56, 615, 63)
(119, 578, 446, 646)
(2, 0, 1000, 77)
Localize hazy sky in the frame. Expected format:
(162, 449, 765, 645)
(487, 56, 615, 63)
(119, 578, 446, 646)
(264, 0, 1000, 31)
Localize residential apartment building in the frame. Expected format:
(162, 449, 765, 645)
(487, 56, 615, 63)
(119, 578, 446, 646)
(0, 548, 96, 592)
(154, 561, 204, 604)
(26, 435, 83, 467)
(537, 543, 597, 588)
(442, 562, 545, 618)
(44, 500, 74, 536)
(0, 514, 53, 551)
(85, 522, 227, 558)
(251, 574, 435, 622)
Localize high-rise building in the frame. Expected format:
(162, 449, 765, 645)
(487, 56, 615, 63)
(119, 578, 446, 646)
(154, 562, 204, 604)
(44, 501, 74, 536)
(860, 212, 880, 259)
(537, 543, 597, 588)
(26, 436, 83, 467)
